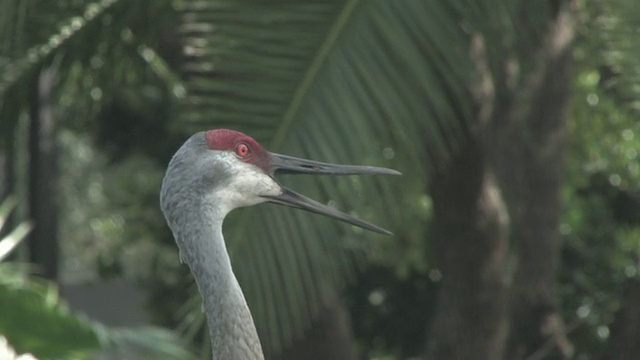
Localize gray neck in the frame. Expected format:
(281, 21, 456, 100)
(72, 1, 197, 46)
(174, 207, 264, 360)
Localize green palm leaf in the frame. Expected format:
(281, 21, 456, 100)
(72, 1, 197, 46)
(176, 0, 479, 354)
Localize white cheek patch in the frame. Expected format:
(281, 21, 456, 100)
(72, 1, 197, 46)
(212, 153, 282, 213)
(232, 170, 281, 204)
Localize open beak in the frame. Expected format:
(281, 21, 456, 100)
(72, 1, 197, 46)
(261, 153, 400, 236)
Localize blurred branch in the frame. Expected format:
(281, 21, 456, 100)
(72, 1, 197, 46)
(524, 318, 583, 360)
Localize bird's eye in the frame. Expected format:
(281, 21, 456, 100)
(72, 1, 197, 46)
(235, 142, 251, 158)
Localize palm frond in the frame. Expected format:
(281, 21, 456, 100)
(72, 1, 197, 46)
(176, 0, 476, 354)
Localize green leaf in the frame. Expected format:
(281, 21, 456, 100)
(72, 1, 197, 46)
(0, 262, 197, 360)
(0, 264, 100, 359)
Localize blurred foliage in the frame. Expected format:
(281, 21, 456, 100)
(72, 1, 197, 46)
(2, 0, 640, 359)
(0, 264, 197, 360)
(348, 0, 640, 358)
(0, 263, 100, 359)
(0, 197, 197, 360)
(559, 68, 640, 359)
(559, 0, 640, 358)
(0, 335, 37, 360)
(1, 201, 99, 359)
(0, 0, 180, 143)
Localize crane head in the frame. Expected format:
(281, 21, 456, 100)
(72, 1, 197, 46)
(162, 129, 400, 235)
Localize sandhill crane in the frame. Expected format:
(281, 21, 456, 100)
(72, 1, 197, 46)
(160, 129, 398, 359)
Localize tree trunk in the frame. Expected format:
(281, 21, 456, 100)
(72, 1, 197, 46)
(27, 66, 59, 281)
(425, 142, 509, 360)
(425, 3, 576, 359)
(0, 100, 19, 259)
(606, 280, 640, 360)
(0, 152, 7, 200)
(503, 6, 575, 359)
(0, 150, 10, 241)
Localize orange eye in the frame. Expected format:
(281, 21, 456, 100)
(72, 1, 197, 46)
(235, 142, 251, 158)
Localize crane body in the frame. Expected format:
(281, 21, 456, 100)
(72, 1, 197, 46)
(160, 129, 398, 359)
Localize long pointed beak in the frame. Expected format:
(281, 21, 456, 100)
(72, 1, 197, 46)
(268, 153, 401, 176)
(262, 153, 400, 236)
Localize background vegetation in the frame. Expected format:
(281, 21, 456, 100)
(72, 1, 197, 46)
(1, 0, 639, 359)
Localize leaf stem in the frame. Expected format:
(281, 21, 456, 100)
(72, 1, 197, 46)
(270, 0, 361, 151)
